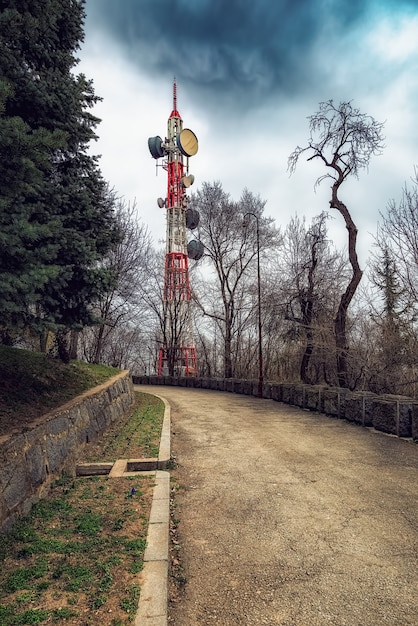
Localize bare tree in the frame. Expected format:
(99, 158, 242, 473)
(281, 213, 348, 383)
(80, 198, 152, 366)
(262, 213, 347, 384)
(289, 100, 385, 388)
(190, 182, 280, 378)
(376, 168, 418, 303)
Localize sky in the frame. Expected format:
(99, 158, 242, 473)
(78, 0, 418, 266)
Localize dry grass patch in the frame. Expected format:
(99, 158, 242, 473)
(0, 474, 154, 625)
(83, 392, 164, 461)
(0, 391, 166, 625)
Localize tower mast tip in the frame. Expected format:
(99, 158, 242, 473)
(171, 77, 179, 118)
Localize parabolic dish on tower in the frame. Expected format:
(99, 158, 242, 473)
(187, 239, 204, 260)
(177, 128, 198, 157)
(148, 136, 164, 159)
(186, 208, 200, 230)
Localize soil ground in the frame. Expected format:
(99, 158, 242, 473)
(0, 475, 154, 625)
(0, 392, 163, 625)
(139, 385, 418, 626)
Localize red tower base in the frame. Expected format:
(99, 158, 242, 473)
(158, 346, 197, 377)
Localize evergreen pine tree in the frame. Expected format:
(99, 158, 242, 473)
(369, 247, 409, 393)
(0, 0, 120, 338)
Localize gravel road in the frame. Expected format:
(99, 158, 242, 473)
(141, 386, 418, 626)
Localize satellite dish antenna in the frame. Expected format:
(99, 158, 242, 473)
(186, 208, 200, 230)
(157, 197, 165, 208)
(148, 136, 165, 159)
(187, 239, 204, 260)
(177, 128, 198, 157)
(182, 174, 195, 188)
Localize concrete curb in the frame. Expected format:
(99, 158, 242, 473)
(135, 389, 171, 626)
(157, 394, 171, 469)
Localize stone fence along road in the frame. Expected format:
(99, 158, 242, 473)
(140, 385, 418, 626)
(134, 375, 418, 440)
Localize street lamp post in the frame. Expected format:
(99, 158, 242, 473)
(243, 212, 264, 398)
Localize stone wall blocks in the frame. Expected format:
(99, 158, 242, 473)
(76, 424, 89, 446)
(26, 443, 47, 487)
(85, 418, 100, 444)
(371, 395, 412, 438)
(71, 403, 90, 430)
(344, 392, 374, 426)
(292, 384, 307, 409)
(305, 385, 326, 412)
(0, 371, 133, 532)
(263, 383, 272, 399)
(96, 411, 108, 433)
(0, 498, 11, 532)
(46, 435, 70, 474)
(224, 378, 233, 392)
(2, 460, 31, 511)
(233, 380, 243, 394)
(281, 383, 295, 405)
(45, 415, 69, 437)
(396, 402, 411, 437)
(251, 382, 259, 397)
(1, 437, 26, 489)
(271, 384, 283, 402)
(411, 403, 418, 441)
(322, 388, 343, 418)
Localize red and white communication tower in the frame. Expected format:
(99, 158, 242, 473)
(148, 82, 203, 377)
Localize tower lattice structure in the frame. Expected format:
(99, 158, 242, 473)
(148, 82, 200, 377)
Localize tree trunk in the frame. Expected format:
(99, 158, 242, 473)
(224, 328, 233, 378)
(299, 244, 318, 383)
(39, 331, 48, 353)
(93, 324, 105, 363)
(56, 329, 70, 364)
(331, 188, 363, 388)
(69, 329, 79, 361)
(300, 322, 314, 383)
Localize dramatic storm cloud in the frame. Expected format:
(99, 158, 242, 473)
(80, 0, 418, 261)
(84, 0, 376, 111)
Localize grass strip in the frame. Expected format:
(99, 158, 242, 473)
(83, 392, 164, 461)
(0, 474, 153, 625)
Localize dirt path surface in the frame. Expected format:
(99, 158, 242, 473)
(141, 386, 418, 626)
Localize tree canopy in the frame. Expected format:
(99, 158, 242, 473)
(0, 0, 120, 338)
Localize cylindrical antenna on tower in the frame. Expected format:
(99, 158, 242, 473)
(173, 78, 177, 112)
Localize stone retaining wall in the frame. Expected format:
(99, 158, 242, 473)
(133, 375, 418, 442)
(0, 371, 134, 533)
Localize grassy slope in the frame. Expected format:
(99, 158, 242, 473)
(0, 345, 120, 435)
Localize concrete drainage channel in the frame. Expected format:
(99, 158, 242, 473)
(76, 392, 171, 626)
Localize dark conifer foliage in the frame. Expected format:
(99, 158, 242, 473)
(0, 0, 120, 335)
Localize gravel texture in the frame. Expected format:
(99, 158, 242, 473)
(137, 386, 418, 626)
